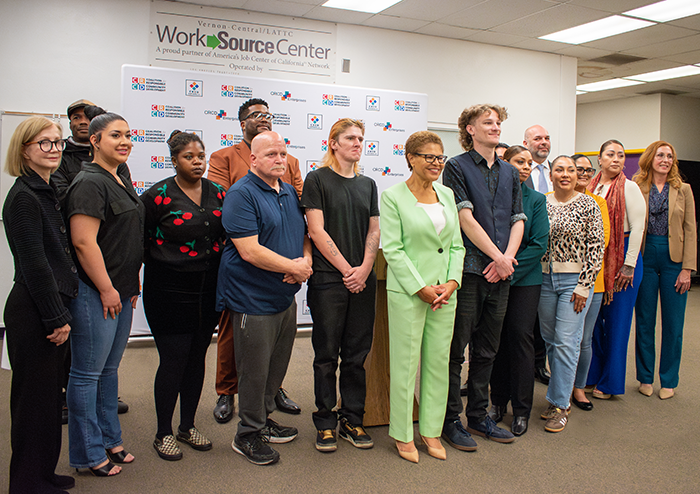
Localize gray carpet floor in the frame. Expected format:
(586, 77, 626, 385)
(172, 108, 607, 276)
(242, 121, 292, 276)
(2, 290, 700, 493)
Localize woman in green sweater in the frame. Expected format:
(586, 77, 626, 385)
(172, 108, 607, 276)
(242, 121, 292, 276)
(488, 145, 549, 437)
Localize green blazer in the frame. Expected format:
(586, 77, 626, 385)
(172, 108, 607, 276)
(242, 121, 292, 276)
(512, 183, 549, 287)
(380, 181, 465, 295)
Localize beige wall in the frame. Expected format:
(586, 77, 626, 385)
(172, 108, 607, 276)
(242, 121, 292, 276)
(660, 94, 700, 161)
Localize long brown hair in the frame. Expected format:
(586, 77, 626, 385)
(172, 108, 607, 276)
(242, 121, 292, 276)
(321, 118, 364, 175)
(633, 140, 683, 193)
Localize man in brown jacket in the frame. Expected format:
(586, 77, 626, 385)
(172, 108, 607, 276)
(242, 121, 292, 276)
(208, 98, 303, 423)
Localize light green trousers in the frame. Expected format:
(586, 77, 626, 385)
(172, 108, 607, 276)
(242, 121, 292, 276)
(388, 290, 456, 443)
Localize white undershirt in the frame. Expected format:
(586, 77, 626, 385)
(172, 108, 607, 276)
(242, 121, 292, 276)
(416, 202, 446, 235)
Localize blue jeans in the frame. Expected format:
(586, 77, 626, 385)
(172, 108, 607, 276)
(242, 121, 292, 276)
(575, 292, 603, 389)
(538, 273, 592, 409)
(67, 280, 133, 468)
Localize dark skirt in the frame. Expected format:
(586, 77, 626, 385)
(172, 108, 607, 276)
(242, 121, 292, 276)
(142, 261, 220, 336)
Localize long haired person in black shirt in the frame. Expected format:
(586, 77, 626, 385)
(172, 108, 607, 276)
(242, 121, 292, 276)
(141, 130, 226, 460)
(65, 107, 144, 477)
(3, 116, 79, 493)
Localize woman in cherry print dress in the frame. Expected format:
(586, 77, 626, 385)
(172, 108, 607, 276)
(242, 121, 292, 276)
(141, 130, 225, 461)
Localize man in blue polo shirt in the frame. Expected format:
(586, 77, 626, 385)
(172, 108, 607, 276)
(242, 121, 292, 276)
(442, 104, 525, 451)
(217, 131, 313, 466)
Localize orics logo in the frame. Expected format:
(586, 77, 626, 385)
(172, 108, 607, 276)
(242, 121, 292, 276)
(186, 79, 203, 97)
(284, 138, 291, 145)
(205, 109, 235, 121)
(366, 96, 380, 111)
(365, 141, 379, 156)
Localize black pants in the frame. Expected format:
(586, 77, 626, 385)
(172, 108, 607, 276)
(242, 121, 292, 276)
(490, 284, 540, 417)
(5, 283, 68, 494)
(446, 274, 510, 424)
(143, 263, 219, 439)
(307, 273, 376, 430)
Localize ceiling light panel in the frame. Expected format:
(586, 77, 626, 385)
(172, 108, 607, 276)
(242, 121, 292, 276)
(540, 15, 654, 44)
(624, 0, 700, 23)
(576, 78, 646, 92)
(322, 0, 402, 14)
(624, 64, 700, 81)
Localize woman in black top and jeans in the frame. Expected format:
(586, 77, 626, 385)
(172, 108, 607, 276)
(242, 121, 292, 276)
(141, 130, 226, 460)
(3, 116, 79, 493)
(66, 107, 143, 477)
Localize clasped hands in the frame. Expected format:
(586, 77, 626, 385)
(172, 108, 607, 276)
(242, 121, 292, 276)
(483, 254, 518, 283)
(282, 257, 313, 284)
(418, 280, 459, 311)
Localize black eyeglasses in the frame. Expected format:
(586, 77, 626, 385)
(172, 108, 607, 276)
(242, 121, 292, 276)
(24, 139, 67, 152)
(242, 111, 273, 122)
(576, 167, 596, 176)
(414, 153, 448, 164)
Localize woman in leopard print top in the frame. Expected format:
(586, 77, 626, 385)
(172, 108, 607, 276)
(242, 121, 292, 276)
(537, 155, 605, 434)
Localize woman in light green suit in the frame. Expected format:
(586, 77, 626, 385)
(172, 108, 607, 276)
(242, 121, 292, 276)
(381, 131, 465, 463)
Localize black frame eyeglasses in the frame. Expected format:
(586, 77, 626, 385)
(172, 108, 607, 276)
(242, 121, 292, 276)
(24, 139, 67, 152)
(414, 153, 447, 164)
(576, 167, 596, 177)
(242, 111, 273, 122)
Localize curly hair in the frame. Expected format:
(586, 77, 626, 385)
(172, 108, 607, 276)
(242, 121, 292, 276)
(457, 104, 508, 152)
(404, 131, 443, 170)
(633, 140, 684, 192)
(167, 130, 205, 161)
(238, 98, 269, 121)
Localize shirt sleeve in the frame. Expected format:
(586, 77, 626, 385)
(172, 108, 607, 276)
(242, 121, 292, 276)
(510, 166, 527, 224)
(443, 159, 473, 211)
(299, 171, 322, 210)
(66, 176, 107, 221)
(5, 191, 72, 330)
(623, 180, 647, 267)
(681, 184, 697, 271)
(575, 197, 605, 298)
(223, 186, 259, 239)
(369, 178, 380, 217)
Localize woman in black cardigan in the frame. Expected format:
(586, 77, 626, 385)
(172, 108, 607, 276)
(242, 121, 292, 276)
(3, 116, 79, 494)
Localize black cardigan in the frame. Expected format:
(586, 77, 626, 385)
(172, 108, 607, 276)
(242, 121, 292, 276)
(3, 170, 79, 330)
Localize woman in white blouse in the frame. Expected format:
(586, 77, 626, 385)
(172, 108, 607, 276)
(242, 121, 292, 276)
(586, 140, 646, 399)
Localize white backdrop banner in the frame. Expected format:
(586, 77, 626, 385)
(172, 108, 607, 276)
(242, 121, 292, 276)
(121, 64, 428, 335)
(149, 0, 337, 82)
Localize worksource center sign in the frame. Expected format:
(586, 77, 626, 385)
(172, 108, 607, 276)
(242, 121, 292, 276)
(149, 0, 337, 82)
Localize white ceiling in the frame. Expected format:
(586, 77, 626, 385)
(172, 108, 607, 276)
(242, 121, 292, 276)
(177, 0, 700, 103)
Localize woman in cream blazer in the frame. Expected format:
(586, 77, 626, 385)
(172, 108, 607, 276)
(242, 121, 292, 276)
(633, 141, 696, 400)
(381, 131, 464, 463)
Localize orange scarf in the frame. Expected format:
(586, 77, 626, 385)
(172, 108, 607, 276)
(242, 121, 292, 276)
(588, 172, 626, 296)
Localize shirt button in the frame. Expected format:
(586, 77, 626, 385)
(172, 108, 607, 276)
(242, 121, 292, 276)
(206, 249, 211, 254)
(55, 203, 61, 211)
(204, 221, 210, 226)
(438, 248, 444, 253)
(199, 208, 205, 213)
(71, 266, 77, 274)
(73, 289, 79, 297)
(60, 226, 66, 234)
(205, 236, 210, 241)
(64, 247, 70, 254)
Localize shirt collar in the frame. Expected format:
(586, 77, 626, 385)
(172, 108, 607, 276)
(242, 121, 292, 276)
(246, 170, 288, 196)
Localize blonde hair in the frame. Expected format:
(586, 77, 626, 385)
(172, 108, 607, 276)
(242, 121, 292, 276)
(633, 140, 683, 193)
(5, 117, 62, 177)
(321, 118, 364, 175)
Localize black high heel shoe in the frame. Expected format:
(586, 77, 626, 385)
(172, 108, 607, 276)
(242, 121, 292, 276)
(76, 461, 121, 477)
(106, 449, 134, 464)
